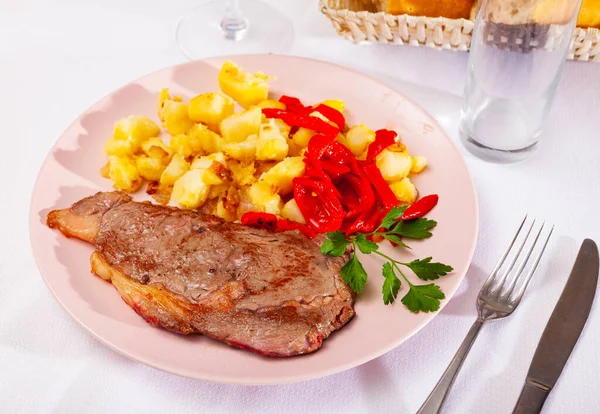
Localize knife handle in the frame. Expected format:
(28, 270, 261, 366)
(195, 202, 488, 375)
(512, 380, 551, 414)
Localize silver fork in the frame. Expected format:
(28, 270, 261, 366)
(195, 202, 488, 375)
(417, 216, 554, 414)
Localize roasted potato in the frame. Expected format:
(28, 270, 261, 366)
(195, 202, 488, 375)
(256, 120, 288, 161)
(222, 134, 258, 161)
(136, 156, 166, 181)
(344, 124, 376, 156)
(389, 178, 418, 204)
(219, 106, 262, 143)
(171, 169, 210, 209)
(292, 127, 316, 148)
(160, 154, 190, 187)
(375, 149, 413, 182)
(187, 123, 224, 154)
(281, 198, 306, 224)
(188, 92, 235, 130)
(108, 156, 142, 192)
(113, 115, 160, 151)
(256, 99, 286, 110)
(411, 155, 427, 173)
(141, 137, 172, 163)
(161, 100, 194, 136)
(218, 60, 271, 108)
(259, 156, 305, 195)
(248, 181, 283, 215)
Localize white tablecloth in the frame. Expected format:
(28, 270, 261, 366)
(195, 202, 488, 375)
(2, 1, 600, 413)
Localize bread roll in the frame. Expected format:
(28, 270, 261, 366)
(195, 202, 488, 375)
(471, 0, 580, 25)
(387, 0, 475, 19)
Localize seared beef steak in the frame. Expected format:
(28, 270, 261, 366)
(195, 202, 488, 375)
(47, 192, 355, 357)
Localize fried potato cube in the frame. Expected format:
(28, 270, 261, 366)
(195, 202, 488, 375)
(272, 119, 291, 137)
(256, 99, 286, 110)
(113, 115, 161, 151)
(108, 156, 142, 193)
(141, 137, 172, 163)
(222, 134, 258, 161)
(390, 178, 418, 204)
(218, 60, 271, 108)
(187, 123, 224, 154)
(170, 133, 202, 158)
(188, 92, 235, 130)
(136, 156, 166, 182)
(376, 149, 413, 182)
(292, 127, 316, 148)
(256, 120, 288, 161)
(227, 159, 257, 186)
(344, 124, 376, 156)
(219, 106, 262, 143)
(161, 100, 194, 136)
(104, 138, 135, 157)
(160, 153, 190, 187)
(281, 198, 306, 224)
(191, 152, 227, 170)
(171, 169, 210, 209)
(411, 155, 427, 173)
(259, 156, 305, 195)
(100, 162, 110, 179)
(248, 181, 283, 215)
(208, 183, 229, 200)
(320, 99, 345, 112)
(215, 197, 237, 222)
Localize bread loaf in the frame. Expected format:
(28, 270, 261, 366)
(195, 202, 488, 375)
(387, 0, 599, 28)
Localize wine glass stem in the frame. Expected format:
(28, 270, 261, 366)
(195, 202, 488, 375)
(221, 0, 248, 41)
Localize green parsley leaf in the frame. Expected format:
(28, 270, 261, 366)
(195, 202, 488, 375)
(379, 205, 408, 230)
(383, 234, 411, 249)
(320, 231, 349, 256)
(382, 262, 401, 305)
(405, 257, 454, 281)
(401, 283, 446, 313)
(340, 251, 369, 293)
(355, 233, 379, 254)
(393, 218, 437, 239)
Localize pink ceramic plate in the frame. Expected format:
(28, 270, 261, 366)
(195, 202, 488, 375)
(29, 55, 478, 385)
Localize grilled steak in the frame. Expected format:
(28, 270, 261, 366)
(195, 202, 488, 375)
(47, 192, 355, 357)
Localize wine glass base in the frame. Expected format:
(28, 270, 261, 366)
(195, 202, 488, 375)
(176, 0, 294, 60)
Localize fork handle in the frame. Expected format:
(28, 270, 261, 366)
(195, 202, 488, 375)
(417, 319, 485, 414)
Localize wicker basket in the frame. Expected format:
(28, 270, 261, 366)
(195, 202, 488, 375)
(320, 0, 600, 61)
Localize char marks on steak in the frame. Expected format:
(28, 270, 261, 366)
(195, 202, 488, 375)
(47, 192, 355, 357)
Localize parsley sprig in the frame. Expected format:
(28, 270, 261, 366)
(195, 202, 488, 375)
(320, 206, 453, 313)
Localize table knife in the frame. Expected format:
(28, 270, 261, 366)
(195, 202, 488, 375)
(512, 238, 599, 414)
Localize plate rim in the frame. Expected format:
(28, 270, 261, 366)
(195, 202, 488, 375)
(28, 54, 479, 385)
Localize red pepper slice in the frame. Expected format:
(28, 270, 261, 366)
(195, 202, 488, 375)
(367, 129, 398, 162)
(277, 219, 318, 239)
(278, 95, 310, 114)
(240, 212, 278, 231)
(262, 108, 339, 137)
(324, 141, 359, 175)
(321, 160, 351, 179)
(312, 104, 345, 130)
(293, 176, 344, 233)
(401, 194, 439, 221)
(358, 160, 398, 211)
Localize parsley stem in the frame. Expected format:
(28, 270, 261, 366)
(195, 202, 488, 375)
(373, 250, 413, 286)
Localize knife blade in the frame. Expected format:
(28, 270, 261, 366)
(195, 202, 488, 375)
(513, 238, 599, 414)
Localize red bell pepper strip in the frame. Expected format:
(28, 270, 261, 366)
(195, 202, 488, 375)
(277, 219, 318, 239)
(278, 95, 310, 114)
(321, 160, 351, 179)
(293, 176, 344, 233)
(324, 141, 359, 175)
(358, 160, 398, 211)
(240, 212, 278, 231)
(366, 129, 397, 162)
(312, 104, 345, 130)
(401, 194, 439, 221)
(262, 108, 339, 137)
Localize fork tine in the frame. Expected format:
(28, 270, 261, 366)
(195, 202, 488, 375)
(509, 225, 554, 305)
(501, 222, 545, 299)
(490, 219, 536, 295)
(480, 215, 528, 294)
